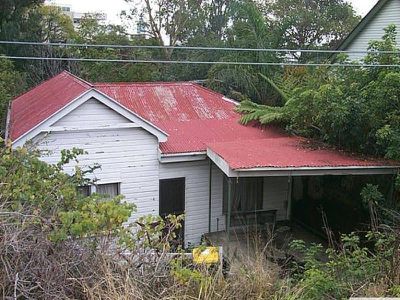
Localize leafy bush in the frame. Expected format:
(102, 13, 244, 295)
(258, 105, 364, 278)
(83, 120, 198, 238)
(0, 142, 134, 241)
(287, 229, 400, 300)
(0, 140, 195, 298)
(238, 25, 400, 162)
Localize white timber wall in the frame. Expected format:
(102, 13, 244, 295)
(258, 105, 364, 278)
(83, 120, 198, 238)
(53, 98, 131, 127)
(26, 97, 289, 246)
(31, 97, 227, 246)
(159, 161, 224, 246)
(263, 177, 289, 221)
(32, 99, 160, 222)
(345, 0, 400, 61)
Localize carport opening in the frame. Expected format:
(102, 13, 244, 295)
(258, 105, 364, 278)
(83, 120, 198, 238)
(291, 174, 394, 240)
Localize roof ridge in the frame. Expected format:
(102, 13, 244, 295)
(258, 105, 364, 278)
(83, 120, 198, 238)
(94, 81, 194, 86)
(94, 80, 236, 101)
(62, 70, 93, 88)
(189, 82, 235, 101)
(11, 70, 91, 104)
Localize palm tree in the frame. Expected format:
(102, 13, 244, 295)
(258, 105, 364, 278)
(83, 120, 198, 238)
(207, 0, 284, 106)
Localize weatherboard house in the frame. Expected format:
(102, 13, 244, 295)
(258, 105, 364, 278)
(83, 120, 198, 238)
(6, 72, 399, 246)
(337, 0, 400, 61)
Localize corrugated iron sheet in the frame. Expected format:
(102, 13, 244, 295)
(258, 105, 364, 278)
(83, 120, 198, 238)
(208, 138, 394, 169)
(9, 71, 91, 141)
(95, 83, 285, 155)
(9, 72, 396, 169)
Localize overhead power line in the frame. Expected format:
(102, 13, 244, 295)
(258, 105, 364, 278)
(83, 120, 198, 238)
(2, 55, 400, 68)
(1, 40, 400, 55)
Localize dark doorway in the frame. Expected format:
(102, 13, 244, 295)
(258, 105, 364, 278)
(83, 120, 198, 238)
(291, 175, 393, 239)
(159, 178, 185, 245)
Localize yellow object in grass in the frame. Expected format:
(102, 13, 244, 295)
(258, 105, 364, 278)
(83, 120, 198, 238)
(192, 247, 220, 264)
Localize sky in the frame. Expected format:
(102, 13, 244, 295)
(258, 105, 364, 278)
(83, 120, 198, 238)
(348, 0, 379, 15)
(46, 0, 379, 25)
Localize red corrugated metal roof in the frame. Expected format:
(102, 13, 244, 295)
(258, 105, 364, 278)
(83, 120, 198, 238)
(8, 72, 397, 169)
(208, 138, 394, 169)
(9, 71, 91, 141)
(94, 82, 285, 154)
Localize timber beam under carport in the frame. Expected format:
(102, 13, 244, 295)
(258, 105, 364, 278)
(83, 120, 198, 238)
(234, 166, 400, 177)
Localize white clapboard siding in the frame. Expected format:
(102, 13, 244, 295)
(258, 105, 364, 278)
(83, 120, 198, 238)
(159, 161, 224, 246)
(263, 177, 289, 221)
(52, 98, 131, 127)
(345, 0, 400, 61)
(33, 127, 160, 220)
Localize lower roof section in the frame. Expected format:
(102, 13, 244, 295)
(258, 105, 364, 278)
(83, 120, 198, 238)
(207, 138, 400, 177)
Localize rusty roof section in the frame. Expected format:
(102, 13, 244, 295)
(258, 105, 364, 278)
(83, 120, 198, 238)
(8, 71, 398, 169)
(94, 82, 285, 154)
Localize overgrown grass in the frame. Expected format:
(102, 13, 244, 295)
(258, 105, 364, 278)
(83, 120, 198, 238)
(2, 208, 400, 299)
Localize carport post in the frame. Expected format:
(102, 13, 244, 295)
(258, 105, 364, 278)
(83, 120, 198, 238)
(226, 178, 232, 241)
(287, 175, 293, 221)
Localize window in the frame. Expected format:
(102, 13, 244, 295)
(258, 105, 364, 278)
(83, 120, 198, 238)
(77, 185, 91, 197)
(223, 177, 263, 213)
(96, 183, 120, 199)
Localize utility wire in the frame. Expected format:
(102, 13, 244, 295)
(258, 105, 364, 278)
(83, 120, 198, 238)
(1, 40, 400, 55)
(2, 55, 400, 67)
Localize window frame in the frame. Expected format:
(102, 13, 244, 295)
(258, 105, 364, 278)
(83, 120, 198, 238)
(77, 185, 91, 197)
(77, 182, 121, 198)
(95, 182, 121, 198)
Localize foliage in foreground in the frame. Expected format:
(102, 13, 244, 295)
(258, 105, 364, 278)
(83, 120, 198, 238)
(1, 142, 400, 299)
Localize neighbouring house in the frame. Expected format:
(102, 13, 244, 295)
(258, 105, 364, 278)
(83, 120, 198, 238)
(337, 0, 400, 61)
(6, 71, 400, 246)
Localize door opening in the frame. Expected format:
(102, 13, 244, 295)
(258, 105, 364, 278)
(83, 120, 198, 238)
(159, 178, 185, 245)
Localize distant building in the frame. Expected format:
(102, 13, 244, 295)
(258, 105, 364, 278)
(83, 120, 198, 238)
(45, 1, 107, 28)
(70, 11, 107, 27)
(337, 0, 400, 61)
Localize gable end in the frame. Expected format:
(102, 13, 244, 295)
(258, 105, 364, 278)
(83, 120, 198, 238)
(12, 89, 168, 147)
(52, 98, 132, 128)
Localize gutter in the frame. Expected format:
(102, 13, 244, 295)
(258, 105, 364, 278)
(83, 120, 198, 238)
(158, 151, 207, 163)
(234, 166, 400, 172)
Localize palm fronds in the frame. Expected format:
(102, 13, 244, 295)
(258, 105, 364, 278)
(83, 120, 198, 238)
(236, 99, 286, 125)
(258, 73, 290, 105)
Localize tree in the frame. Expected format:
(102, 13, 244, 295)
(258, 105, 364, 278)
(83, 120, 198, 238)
(0, 0, 43, 40)
(155, 0, 233, 81)
(200, 0, 232, 40)
(0, 58, 25, 136)
(76, 15, 161, 82)
(207, 0, 283, 105)
(124, 0, 203, 60)
(21, 5, 75, 42)
(238, 25, 400, 161)
(121, 0, 236, 81)
(2, 5, 78, 85)
(268, 0, 360, 61)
